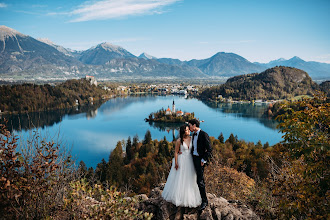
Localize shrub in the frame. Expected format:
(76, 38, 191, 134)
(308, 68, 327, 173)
(0, 123, 74, 219)
(64, 179, 153, 219)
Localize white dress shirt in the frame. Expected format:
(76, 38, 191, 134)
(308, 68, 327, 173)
(193, 129, 206, 164)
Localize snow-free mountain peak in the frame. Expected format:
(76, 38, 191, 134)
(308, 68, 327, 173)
(269, 58, 286, 63)
(139, 52, 157, 60)
(289, 56, 304, 62)
(37, 38, 77, 57)
(89, 42, 125, 52)
(0, 25, 26, 41)
(38, 38, 56, 46)
(79, 42, 136, 65)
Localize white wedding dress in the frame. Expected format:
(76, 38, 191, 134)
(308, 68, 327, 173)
(162, 139, 202, 207)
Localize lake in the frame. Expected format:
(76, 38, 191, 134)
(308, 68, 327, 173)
(2, 95, 283, 168)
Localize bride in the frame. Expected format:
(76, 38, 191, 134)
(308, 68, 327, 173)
(162, 124, 202, 207)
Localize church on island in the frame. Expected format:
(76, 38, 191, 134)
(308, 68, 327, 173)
(145, 100, 194, 123)
(165, 100, 190, 117)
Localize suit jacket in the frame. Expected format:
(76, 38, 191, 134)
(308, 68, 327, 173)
(192, 130, 212, 163)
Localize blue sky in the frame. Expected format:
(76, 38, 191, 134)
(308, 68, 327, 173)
(1, 0, 329, 63)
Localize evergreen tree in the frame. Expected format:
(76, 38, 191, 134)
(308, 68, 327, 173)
(218, 132, 224, 144)
(78, 161, 88, 176)
(256, 140, 263, 148)
(263, 141, 270, 149)
(163, 138, 171, 158)
(86, 167, 94, 182)
(143, 130, 152, 145)
(95, 158, 107, 183)
(228, 133, 236, 145)
(125, 136, 132, 164)
(108, 141, 124, 185)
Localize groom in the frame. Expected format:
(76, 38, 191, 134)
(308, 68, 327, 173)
(188, 119, 212, 211)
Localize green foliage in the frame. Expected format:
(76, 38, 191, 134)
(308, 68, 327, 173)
(64, 179, 152, 219)
(108, 142, 124, 184)
(142, 130, 152, 145)
(146, 109, 195, 123)
(92, 130, 173, 195)
(125, 136, 132, 164)
(0, 78, 112, 113)
(199, 66, 319, 101)
(319, 80, 330, 97)
(218, 132, 224, 144)
(276, 92, 329, 160)
(78, 160, 88, 176)
(270, 92, 330, 219)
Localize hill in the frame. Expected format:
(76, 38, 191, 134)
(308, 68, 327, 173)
(319, 80, 330, 97)
(0, 78, 111, 113)
(199, 66, 319, 101)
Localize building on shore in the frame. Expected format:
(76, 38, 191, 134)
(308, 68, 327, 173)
(85, 75, 97, 86)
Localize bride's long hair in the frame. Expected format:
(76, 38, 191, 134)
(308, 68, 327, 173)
(179, 124, 189, 145)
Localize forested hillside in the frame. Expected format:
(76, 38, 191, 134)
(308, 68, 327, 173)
(199, 66, 320, 101)
(0, 78, 112, 113)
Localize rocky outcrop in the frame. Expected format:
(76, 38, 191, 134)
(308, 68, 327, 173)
(138, 184, 260, 220)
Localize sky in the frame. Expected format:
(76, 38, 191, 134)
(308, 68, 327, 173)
(0, 0, 329, 63)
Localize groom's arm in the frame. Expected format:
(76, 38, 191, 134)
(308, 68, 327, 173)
(202, 131, 212, 163)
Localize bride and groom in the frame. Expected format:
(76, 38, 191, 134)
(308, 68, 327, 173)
(162, 119, 212, 211)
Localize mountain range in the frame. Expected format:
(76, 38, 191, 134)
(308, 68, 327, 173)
(0, 25, 329, 81)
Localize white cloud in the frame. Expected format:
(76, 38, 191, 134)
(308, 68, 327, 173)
(76, 130, 126, 153)
(311, 54, 330, 64)
(0, 3, 8, 8)
(62, 38, 148, 50)
(68, 0, 181, 22)
(218, 40, 256, 44)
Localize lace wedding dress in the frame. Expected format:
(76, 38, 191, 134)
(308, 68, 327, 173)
(162, 139, 202, 207)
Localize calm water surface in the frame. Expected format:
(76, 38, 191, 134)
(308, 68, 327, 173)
(3, 95, 283, 168)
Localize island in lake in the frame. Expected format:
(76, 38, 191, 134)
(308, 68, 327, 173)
(145, 100, 195, 123)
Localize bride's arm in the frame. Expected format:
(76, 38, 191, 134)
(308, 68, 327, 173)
(174, 139, 180, 170)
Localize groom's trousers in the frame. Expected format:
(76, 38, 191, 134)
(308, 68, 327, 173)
(192, 155, 208, 203)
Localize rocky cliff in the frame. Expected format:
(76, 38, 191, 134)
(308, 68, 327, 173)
(138, 184, 259, 220)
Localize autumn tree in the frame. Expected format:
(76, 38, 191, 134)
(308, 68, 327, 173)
(271, 92, 329, 219)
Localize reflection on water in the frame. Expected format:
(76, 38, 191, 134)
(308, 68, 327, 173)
(1, 95, 283, 168)
(203, 101, 279, 130)
(147, 121, 183, 142)
(1, 102, 103, 132)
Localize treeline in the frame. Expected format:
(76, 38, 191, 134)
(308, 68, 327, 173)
(84, 131, 274, 195)
(0, 79, 112, 113)
(146, 109, 195, 123)
(83, 92, 329, 219)
(199, 66, 321, 101)
(80, 131, 173, 194)
(265, 90, 330, 119)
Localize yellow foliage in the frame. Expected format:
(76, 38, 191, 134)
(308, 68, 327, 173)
(205, 161, 255, 201)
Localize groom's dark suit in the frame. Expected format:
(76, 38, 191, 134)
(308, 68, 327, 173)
(191, 129, 212, 205)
